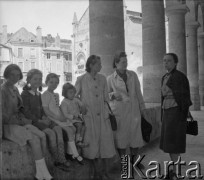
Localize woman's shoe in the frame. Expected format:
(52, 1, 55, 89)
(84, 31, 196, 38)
(74, 155, 84, 165)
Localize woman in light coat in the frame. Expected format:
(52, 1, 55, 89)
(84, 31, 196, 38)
(107, 51, 146, 166)
(75, 55, 116, 180)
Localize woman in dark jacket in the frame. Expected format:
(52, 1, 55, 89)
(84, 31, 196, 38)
(160, 53, 192, 180)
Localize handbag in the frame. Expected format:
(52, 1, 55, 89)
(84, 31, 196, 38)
(105, 101, 117, 131)
(186, 112, 198, 136)
(141, 115, 152, 143)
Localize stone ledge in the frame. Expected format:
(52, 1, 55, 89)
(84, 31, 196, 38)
(0, 107, 161, 180)
(0, 140, 90, 180)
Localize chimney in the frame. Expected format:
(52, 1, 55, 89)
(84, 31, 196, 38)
(36, 26, 42, 43)
(55, 33, 60, 48)
(2, 25, 7, 44)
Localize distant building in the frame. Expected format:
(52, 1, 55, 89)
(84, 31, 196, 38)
(0, 43, 14, 80)
(0, 26, 72, 86)
(72, 4, 143, 84)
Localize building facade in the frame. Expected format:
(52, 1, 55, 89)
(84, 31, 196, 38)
(0, 26, 72, 87)
(72, 5, 143, 85)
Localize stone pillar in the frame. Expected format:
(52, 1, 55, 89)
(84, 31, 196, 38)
(142, 0, 166, 104)
(166, 4, 189, 74)
(186, 22, 200, 110)
(198, 32, 204, 106)
(89, 0, 125, 76)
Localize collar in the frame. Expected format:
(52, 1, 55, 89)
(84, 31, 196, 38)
(113, 70, 131, 78)
(29, 90, 40, 96)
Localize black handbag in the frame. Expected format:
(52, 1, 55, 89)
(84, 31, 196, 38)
(186, 112, 198, 136)
(141, 116, 152, 143)
(105, 101, 117, 131)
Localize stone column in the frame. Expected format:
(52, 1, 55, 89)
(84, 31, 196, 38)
(89, 0, 125, 76)
(166, 4, 189, 74)
(186, 21, 200, 110)
(142, 0, 166, 104)
(198, 32, 204, 106)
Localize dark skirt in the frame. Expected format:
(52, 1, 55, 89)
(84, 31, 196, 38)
(160, 106, 187, 153)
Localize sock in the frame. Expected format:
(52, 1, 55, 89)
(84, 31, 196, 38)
(35, 158, 53, 180)
(68, 141, 79, 158)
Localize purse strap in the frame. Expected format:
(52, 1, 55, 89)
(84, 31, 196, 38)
(105, 101, 114, 114)
(188, 111, 194, 121)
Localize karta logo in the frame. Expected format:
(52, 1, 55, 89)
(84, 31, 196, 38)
(121, 155, 203, 179)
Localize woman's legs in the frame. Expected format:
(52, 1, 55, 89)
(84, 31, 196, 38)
(130, 147, 144, 169)
(28, 134, 53, 180)
(169, 153, 180, 179)
(117, 148, 126, 158)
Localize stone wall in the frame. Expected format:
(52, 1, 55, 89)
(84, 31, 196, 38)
(0, 106, 161, 180)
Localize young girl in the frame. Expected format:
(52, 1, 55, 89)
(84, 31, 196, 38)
(41, 73, 84, 165)
(60, 83, 88, 148)
(21, 69, 70, 171)
(2, 64, 53, 180)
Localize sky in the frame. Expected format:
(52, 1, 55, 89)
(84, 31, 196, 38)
(0, 0, 141, 40)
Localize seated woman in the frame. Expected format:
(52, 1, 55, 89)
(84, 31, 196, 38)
(1, 64, 53, 180)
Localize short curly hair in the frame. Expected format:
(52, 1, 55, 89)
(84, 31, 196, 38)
(62, 82, 76, 98)
(3, 64, 23, 80)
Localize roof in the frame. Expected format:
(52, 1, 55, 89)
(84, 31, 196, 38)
(0, 43, 12, 49)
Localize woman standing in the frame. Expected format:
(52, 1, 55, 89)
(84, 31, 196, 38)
(1, 64, 53, 180)
(75, 55, 116, 179)
(107, 51, 146, 164)
(160, 53, 192, 180)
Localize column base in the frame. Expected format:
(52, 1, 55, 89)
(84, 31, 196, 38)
(190, 94, 201, 111)
(200, 93, 204, 106)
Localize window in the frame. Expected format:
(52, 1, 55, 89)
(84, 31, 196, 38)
(30, 48, 36, 58)
(18, 62, 23, 71)
(57, 54, 60, 59)
(64, 54, 68, 61)
(24, 61, 30, 72)
(68, 53, 72, 60)
(67, 61, 72, 72)
(47, 53, 51, 59)
(18, 48, 23, 58)
(31, 62, 35, 69)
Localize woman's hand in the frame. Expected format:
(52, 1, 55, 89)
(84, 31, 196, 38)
(113, 92, 123, 101)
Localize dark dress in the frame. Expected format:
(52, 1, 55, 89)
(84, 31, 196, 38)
(21, 90, 54, 130)
(159, 69, 192, 153)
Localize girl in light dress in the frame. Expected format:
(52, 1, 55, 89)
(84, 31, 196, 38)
(21, 69, 70, 172)
(60, 82, 88, 148)
(41, 73, 84, 165)
(2, 64, 53, 180)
